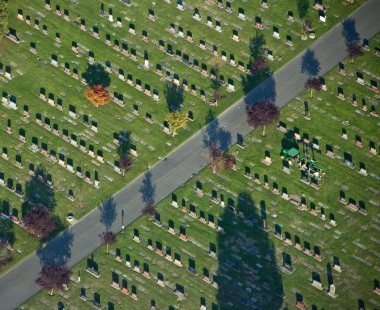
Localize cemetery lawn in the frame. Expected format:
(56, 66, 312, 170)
(0, 0, 367, 272)
(22, 34, 380, 309)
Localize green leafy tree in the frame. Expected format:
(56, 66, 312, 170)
(0, 0, 8, 40)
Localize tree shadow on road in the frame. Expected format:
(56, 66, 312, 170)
(301, 48, 321, 77)
(98, 198, 117, 232)
(202, 118, 232, 151)
(217, 191, 284, 308)
(342, 18, 360, 45)
(139, 171, 156, 204)
(36, 230, 74, 266)
(244, 75, 277, 106)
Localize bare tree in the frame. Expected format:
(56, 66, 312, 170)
(99, 231, 116, 254)
(0, 240, 13, 269)
(36, 264, 71, 296)
(304, 77, 322, 98)
(246, 101, 280, 136)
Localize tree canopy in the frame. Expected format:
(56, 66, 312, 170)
(23, 206, 56, 238)
(165, 111, 188, 137)
(36, 264, 71, 295)
(246, 101, 280, 136)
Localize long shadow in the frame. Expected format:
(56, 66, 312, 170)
(36, 230, 74, 266)
(342, 18, 360, 45)
(98, 198, 117, 232)
(301, 48, 321, 77)
(139, 171, 156, 204)
(216, 191, 284, 308)
(164, 82, 184, 112)
(82, 63, 111, 87)
(202, 118, 231, 151)
(244, 75, 277, 106)
(22, 164, 56, 216)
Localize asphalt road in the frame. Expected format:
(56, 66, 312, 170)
(1, 1, 379, 308)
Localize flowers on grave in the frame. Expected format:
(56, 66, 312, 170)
(84, 84, 111, 107)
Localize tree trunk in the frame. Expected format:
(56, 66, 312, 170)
(310, 89, 313, 98)
(172, 130, 176, 137)
(262, 125, 266, 137)
(50, 288, 54, 296)
(106, 243, 109, 254)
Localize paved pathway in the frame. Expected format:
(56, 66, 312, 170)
(1, 1, 379, 308)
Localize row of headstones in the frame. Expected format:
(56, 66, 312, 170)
(274, 223, 324, 262)
(354, 71, 379, 92)
(16, 9, 49, 37)
(167, 22, 249, 72)
(1, 91, 17, 109)
(280, 251, 340, 298)
(132, 225, 217, 257)
(351, 93, 378, 114)
(79, 286, 118, 310)
(155, 39, 236, 93)
(155, 203, 219, 231)
(0, 171, 23, 198)
(0, 63, 13, 80)
(114, 237, 218, 287)
(339, 191, 368, 215)
(0, 200, 21, 224)
(5, 121, 100, 187)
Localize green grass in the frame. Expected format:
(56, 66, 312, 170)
(21, 33, 380, 310)
(0, 0, 367, 274)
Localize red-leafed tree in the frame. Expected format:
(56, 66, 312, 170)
(120, 154, 133, 176)
(36, 264, 71, 296)
(23, 206, 56, 238)
(246, 101, 280, 136)
(99, 231, 117, 254)
(85, 85, 111, 107)
(304, 77, 322, 98)
(346, 43, 363, 63)
(251, 57, 269, 74)
(142, 201, 155, 217)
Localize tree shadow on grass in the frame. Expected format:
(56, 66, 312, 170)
(139, 171, 156, 204)
(36, 229, 74, 266)
(164, 82, 184, 112)
(342, 18, 360, 45)
(217, 191, 284, 308)
(82, 63, 111, 87)
(22, 165, 56, 216)
(98, 198, 117, 232)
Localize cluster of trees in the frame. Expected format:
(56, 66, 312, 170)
(117, 129, 133, 175)
(0, 0, 8, 40)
